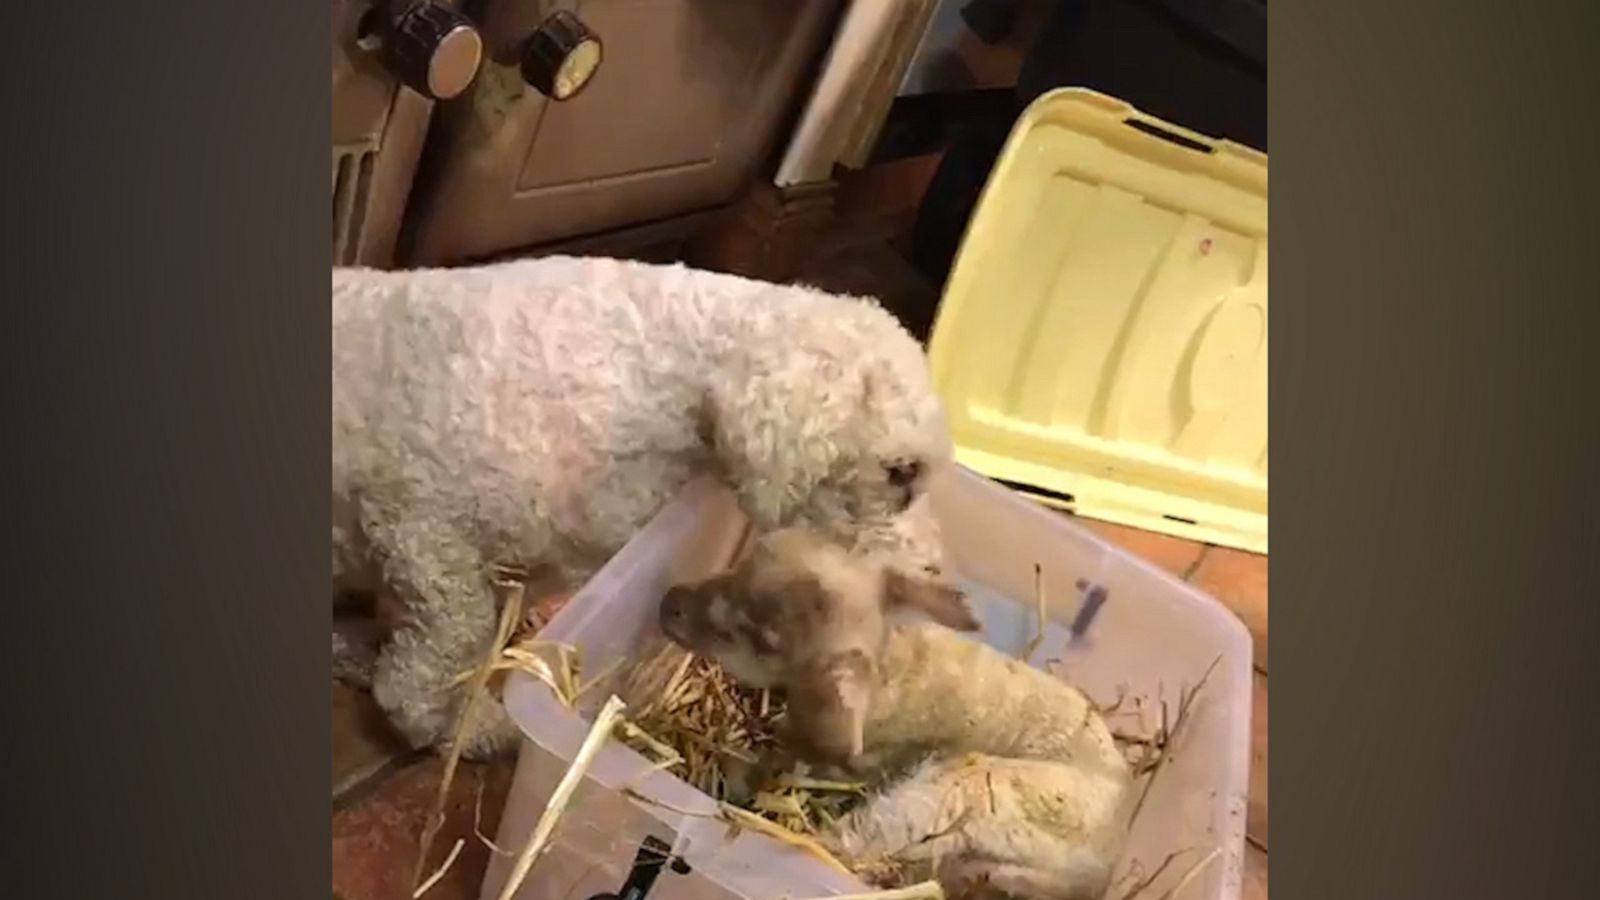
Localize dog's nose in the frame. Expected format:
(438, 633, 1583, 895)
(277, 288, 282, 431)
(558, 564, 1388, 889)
(897, 485, 917, 511)
(888, 460, 924, 512)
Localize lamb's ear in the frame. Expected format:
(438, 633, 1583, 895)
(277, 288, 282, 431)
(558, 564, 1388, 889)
(883, 568, 980, 632)
(786, 650, 873, 763)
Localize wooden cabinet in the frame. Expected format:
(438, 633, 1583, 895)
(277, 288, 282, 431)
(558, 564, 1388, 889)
(404, 0, 843, 265)
(331, 0, 446, 268)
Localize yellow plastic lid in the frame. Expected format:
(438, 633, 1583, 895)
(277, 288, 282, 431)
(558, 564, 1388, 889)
(928, 88, 1268, 554)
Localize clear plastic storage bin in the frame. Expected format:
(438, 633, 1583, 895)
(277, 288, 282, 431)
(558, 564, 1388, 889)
(481, 466, 1254, 900)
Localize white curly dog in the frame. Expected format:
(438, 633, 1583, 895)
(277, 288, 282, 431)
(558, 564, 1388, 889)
(332, 255, 953, 758)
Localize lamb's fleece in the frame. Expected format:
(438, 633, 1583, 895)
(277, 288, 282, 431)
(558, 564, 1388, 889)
(829, 753, 1130, 900)
(332, 255, 950, 757)
(818, 624, 1134, 900)
(832, 620, 1127, 782)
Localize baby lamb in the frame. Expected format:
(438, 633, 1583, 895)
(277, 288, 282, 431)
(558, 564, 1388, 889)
(333, 255, 955, 759)
(659, 529, 1133, 900)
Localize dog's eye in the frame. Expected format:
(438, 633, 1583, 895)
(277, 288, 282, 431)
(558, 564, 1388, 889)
(886, 460, 922, 487)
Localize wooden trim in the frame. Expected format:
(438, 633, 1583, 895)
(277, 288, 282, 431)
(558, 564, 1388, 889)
(685, 179, 842, 281)
(776, 0, 939, 186)
(467, 208, 726, 268)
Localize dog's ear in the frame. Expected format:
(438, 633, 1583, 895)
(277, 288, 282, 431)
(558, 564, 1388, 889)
(860, 357, 889, 412)
(883, 568, 980, 632)
(785, 649, 873, 763)
(702, 365, 853, 528)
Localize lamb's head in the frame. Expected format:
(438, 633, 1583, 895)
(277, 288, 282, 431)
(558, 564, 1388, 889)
(658, 527, 977, 765)
(703, 296, 952, 536)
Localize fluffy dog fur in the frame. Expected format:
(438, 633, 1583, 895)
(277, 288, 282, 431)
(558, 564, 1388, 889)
(332, 255, 951, 757)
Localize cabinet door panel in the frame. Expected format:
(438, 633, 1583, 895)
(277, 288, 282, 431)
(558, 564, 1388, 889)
(409, 0, 842, 265)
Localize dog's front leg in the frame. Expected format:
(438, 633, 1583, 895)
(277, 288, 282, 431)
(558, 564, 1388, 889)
(332, 617, 382, 688)
(367, 523, 520, 760)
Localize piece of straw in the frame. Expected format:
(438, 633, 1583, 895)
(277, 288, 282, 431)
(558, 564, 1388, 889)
(1021, 562, 1047, 661)
(472, 778, 513, 857)
(555, 644, 579, 704)
(493, 694, 627, 900)
(788, 881, 947, 900)
(1091, 683, 1131, 718)
(498, 644, 579, 704)
(754, 790, 810, 819)
(1152, 847, 1222, 900)
(616, 788, 856, 881)
(1113, 848, 1192, 900)
(411, 838, 464, 898)
(617, 719, 684, 769)
(718, 802, 855, 875)
(616, 642, 787, 802)
(1125, 655, 1222, 832)
(775, 774, 868, 793)
(414, 575, 526, 887)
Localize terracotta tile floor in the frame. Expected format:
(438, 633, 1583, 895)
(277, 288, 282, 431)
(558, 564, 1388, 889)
(330, 515, 1268, 900)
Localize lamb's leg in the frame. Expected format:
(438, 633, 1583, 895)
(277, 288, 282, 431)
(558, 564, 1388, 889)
(942, 859, 1111, 900)
(367, 525, 520, 759)
(831, 756, 1119, 900)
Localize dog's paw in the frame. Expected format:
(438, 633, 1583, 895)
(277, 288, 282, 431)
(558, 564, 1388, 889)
(332, 645, 378, 690)
(370, 680, 451, 751)
(333, 663, 376, 690)
(332, 620, 382, 688)
(454, 700, 522, 761)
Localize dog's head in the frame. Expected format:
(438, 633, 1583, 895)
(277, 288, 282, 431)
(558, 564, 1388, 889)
(658, 527, 977, 764)
(703, 297, 953, 535)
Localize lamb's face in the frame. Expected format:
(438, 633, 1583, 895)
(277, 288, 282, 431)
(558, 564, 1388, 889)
(658, 531, 885, 689)
(657, 574, 786, 689)
(658, 528, 977, 763)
